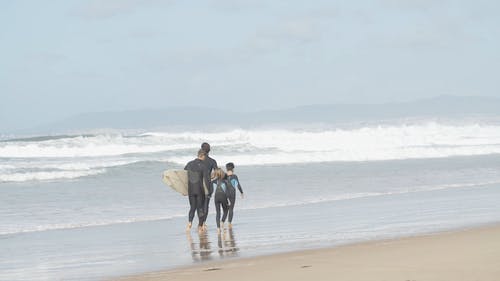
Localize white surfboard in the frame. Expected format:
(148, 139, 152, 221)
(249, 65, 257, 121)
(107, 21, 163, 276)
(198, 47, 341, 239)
(162, 169, 189, 196)
(162, 169, 209, 196)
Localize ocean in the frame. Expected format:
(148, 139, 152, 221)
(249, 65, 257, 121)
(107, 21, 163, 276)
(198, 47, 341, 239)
(1, 119, 500, 280)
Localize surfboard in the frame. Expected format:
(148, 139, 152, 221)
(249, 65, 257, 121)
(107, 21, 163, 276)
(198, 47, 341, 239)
(162, 169, 209, 196)
(162, 169, 189, 196)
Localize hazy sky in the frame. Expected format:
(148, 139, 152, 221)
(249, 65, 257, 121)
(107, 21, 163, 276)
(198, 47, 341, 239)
(1, 0, 499, 131)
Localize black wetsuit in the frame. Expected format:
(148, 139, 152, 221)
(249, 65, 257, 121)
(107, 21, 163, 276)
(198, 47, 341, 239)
(204, 156, 218, 174)
(184, 159, 210, 227)
(225, 174, 243, 224)
(201, 156, 218, 224)
(212, 179, 229, 228)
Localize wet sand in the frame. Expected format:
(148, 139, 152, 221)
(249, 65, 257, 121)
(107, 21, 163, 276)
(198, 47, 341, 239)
(115, 224, 500, 281)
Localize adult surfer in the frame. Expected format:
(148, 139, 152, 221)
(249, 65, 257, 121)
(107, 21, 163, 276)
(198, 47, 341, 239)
(201, 142, 218, 173)
(184, 149, 211, 232)
(200, 142, 218, 227)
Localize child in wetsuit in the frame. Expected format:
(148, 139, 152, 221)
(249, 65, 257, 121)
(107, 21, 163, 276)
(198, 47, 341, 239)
(212, 168, 230, 234)
(223, 162, 244, 228)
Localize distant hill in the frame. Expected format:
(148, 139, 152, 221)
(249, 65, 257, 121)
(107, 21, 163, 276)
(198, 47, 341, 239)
(23, 95, 500, 134)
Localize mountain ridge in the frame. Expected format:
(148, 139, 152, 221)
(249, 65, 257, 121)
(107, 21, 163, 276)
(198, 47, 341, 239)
(17, 95, 500, 134)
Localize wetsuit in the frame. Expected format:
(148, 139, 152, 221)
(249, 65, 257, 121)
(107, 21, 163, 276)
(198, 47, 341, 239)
(212, 179, 229, 228)
(225, 174, 243, 224)
(184, 159, 210, 227)
(204, 156, 218, 174)
(201, 156, 218, 224)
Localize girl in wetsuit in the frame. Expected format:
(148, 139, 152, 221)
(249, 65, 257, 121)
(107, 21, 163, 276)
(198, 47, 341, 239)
(212, 168, 230, 234)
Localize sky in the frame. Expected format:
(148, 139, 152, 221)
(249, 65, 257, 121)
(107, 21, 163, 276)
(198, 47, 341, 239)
(1, 0, 499, 132)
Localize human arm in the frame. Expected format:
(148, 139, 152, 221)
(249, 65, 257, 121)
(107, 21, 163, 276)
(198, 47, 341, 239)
(233, 175, 244, 198)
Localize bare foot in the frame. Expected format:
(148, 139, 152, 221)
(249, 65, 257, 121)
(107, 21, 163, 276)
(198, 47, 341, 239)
(198, 226, 204, 233)
(220, 222, 225, 229)
(186, 222, 192, 231)
(217, 227, 221, 234)
(228, 223, 232, 229)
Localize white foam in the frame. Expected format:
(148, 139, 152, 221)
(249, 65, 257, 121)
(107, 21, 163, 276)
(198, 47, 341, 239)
(235, 180, 500, 211)
(231, 123, 500, 164)
(0, 158, 145, 182)
(0, 134, 194, 158)
(0, 164, 16, 169)
(2, 122, 499, 159)
(2, 122, 500, 182)
(0, 169, 106, 182)
(5, 122, 500, 160)
(9, 158, 140, 171)
(0, 214, 185, 236)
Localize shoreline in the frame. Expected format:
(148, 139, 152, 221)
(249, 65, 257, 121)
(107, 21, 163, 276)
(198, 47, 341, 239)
(113, 223, 500, 281)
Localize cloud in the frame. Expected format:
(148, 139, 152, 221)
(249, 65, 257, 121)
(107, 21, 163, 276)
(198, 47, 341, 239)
(145, 18, 323, 71)
(377, 0, 446, 13)
(29, 53, 68, 65)
(140, 8, 338, 73)
(245, 17, 324, 55)
(74, 0, 164, 20)
(208, 0, 268, 12)
(374, 0, 491, 48)
(240, 6, 340, 55)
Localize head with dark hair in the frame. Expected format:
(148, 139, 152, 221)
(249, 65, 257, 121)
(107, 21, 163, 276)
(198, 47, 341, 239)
(201, 142, 210, 153)
(226, 162, 235, 171)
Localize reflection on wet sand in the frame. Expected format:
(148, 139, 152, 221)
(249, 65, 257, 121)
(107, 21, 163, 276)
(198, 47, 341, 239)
(217, 228, 239, 258)
(186, 231, 213, 262)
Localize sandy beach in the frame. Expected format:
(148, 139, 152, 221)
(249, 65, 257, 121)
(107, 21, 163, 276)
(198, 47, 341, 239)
(115, 224, 500, 281)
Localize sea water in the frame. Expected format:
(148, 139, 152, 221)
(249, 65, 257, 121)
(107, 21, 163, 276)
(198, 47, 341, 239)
(1, 120, 500, 280)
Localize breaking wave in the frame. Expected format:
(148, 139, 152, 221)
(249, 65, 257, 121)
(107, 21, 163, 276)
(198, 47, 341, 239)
(2, 121, 500, 182)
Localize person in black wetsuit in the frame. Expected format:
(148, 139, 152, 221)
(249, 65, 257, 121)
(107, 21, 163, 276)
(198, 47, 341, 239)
(200, 142, 218, 227)
(184, 149, 211, 232)
(201, 142, 218, 174)
(223, 162, 244, 228)
(211, 168, 230, 234)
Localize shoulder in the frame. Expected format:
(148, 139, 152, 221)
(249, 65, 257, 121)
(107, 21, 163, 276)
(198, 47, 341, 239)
(209, 157, 217, 165)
